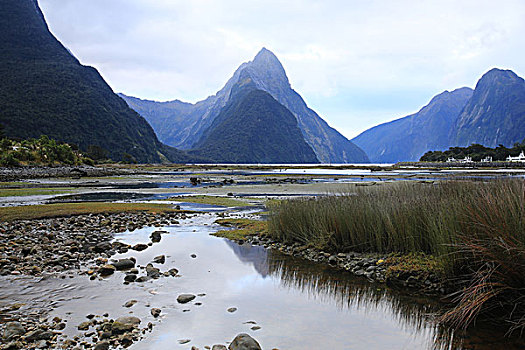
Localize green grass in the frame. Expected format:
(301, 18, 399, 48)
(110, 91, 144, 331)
(0, 202, 181, 221)
(0, 187, 76, 197)
(212, 218, 268, 240)
(169, 195, 253, 207)
(268, 179, 525, 332)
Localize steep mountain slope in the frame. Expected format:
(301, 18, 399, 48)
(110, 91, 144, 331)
(0, 0, 191, 163)
(451, 68, 525, 148)
(352, 88, 473, 162)
(189, 77, 318, 163)
(121, 48, 369, 163)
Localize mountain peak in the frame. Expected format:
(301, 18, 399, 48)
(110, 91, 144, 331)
(478, 68, 522, 87)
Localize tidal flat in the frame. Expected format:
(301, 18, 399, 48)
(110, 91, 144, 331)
(1, 164, 524, 350)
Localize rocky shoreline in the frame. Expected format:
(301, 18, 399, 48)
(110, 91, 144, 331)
(237, 233, 450, 296)
(0, 211, 184, 349)
(0, 166, 136, 182)
(0, 210, 266, 350)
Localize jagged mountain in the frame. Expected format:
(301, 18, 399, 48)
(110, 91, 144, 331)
(451, 68, 525, 148)
(121, 48, 369, 163)
(352, 88, 473, 162)
(0, 0, 192, 163)
(189, 77, 318, 163)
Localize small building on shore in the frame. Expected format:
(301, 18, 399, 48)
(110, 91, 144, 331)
(506, 151, 525, 162)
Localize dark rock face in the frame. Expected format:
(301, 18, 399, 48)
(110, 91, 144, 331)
(228, 333, 262, 350)
(121, 48, 369, 163)
(451, 68, 525, 148)
(352, 87, 473, 162)
(0, 0, 193, 163)
(189, 85, 319, 163)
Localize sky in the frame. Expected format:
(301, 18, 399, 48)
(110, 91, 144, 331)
(39, 0, 525, 139)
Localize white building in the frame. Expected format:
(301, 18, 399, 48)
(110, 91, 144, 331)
(507, 151, 525, 162)
(481, 156, 492, 163)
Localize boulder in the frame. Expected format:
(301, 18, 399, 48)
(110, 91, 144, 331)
(177, 294, 196, 304)
(98, 264, 116, 276)
(111, 259, 135, 270)
(228, 333, 261, 350)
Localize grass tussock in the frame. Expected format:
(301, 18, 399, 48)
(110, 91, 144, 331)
(213, 218, 268, 240)
(268, 179, 525, 333)
(0, 202, 180, 221)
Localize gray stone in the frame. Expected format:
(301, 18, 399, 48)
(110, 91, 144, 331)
(212, 345, 228, 350)
(94, 341, 110, 350)
(177, 294, 196, 304)
(146, 265, 161, 279)
(23, 329, 53, 342)
(123, 300, 137, 308)
(152, 255, 165, 264)
(111, 259, 135, 270)
(3, 322, 25, 340)
(124, 273, 137, 282)
(228, 333, 261, 350)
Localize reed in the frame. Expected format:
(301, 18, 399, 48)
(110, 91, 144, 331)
(268, 179, 525, 332)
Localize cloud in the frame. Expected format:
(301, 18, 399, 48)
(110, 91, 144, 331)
(39, 0, 525, 138)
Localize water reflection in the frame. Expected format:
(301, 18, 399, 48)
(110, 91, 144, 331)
(226, 241, 525, 350)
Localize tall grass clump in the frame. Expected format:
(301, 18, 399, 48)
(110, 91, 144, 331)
(268, 179, 525, 332)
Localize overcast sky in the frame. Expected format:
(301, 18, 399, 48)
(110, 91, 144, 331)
(39, 0, 525, 139)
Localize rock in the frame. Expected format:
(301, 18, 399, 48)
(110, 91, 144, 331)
(94, 341, 110, 350)
(123, 300, 137, 308)
(2, 341, 22, 350)
(328, 255, 338, 265)
(124, 273, 137, 282)
(93, 242, 112, 253)
(119, 334, 133, 347)
(98, 264, 116, 276)
(115, 316, 141, 325)
(152, 255, 165, 264)
(146, 264, 161, 279)
(212, 345, 228, 350)
(250, 326, 261, 331)
(111, 259, 135, 270)
(179, 339, 191, 344)
(228, 333, 261, 350)
(190, 254, 197, 258)
(151, 308, 161, 318)
(111, 316, 140, 335)
(78, 321, 91, 330)
(34, 340, 47, 348)
(227, 307, 237, 313)
(177, 294, 196, 304)
(135, 276, 151, 283)
(167, 268, 179, 276)
(131, 243, 148, 251)
(3, 322, 25, 340)
(23, 329, 53, 342)
(150, 231, 162, 243)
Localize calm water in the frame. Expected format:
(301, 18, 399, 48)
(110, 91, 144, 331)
(1, 214, 523, 349)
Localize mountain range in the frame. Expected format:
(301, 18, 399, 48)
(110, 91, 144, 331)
(353, 68, 525, 162)
(120, 48, 369, 163)
(0, 0, 194, 163)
